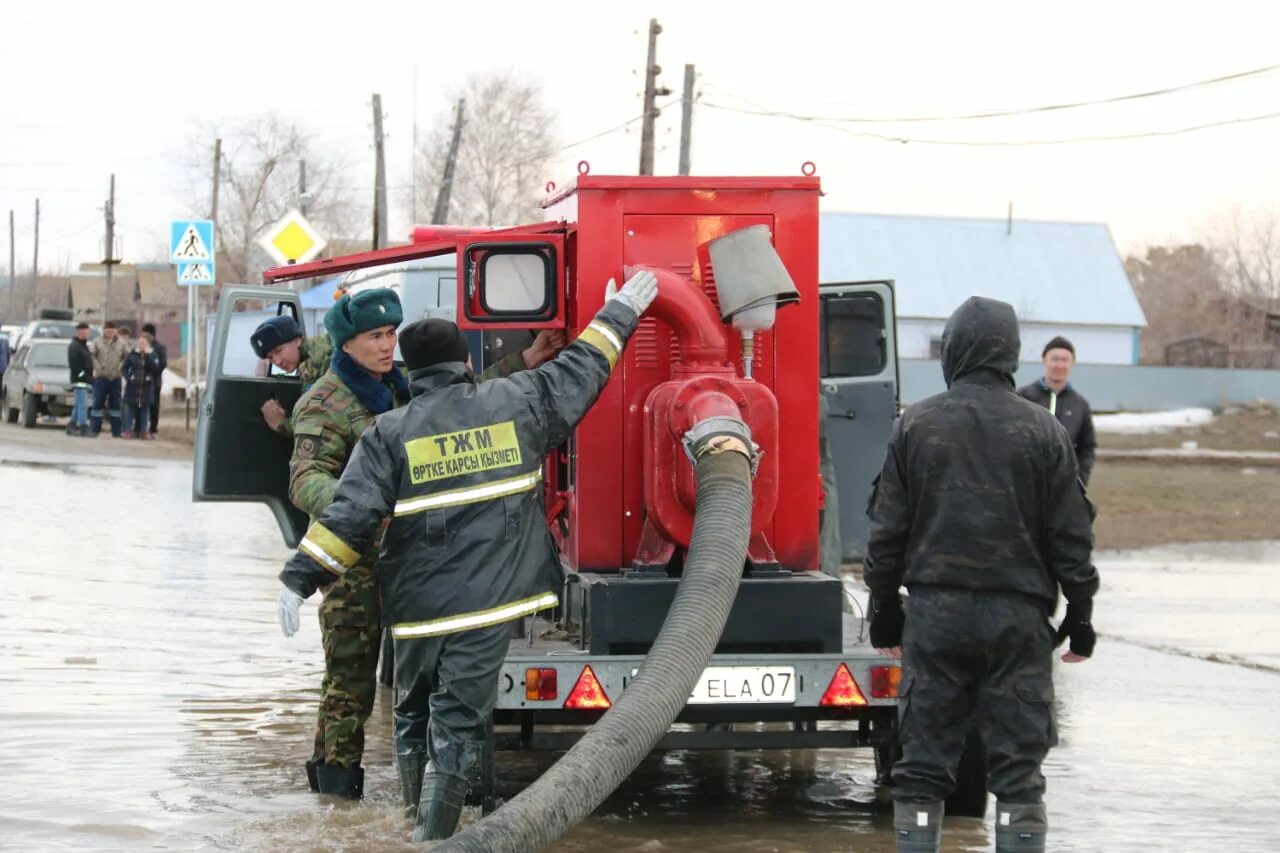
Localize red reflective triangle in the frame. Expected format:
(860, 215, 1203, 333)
(563, 665, 612, 710)
(820, 663, 868, 707)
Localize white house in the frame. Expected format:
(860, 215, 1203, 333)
(820, 212, 1147, 365)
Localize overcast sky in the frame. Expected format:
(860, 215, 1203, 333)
(3, 0, 1279, 276)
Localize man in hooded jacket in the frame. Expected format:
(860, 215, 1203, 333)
(865, 296, 1099, 853)
(277, 270, 657, 842)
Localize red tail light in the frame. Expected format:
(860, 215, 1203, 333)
(563, 665, 611, 710)
(870, 665, 901, 699)
(819, 663, 868, 707)
(525, 667, 558, 701)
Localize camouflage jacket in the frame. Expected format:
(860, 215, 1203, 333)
(90, 336, 129, 381)
(273, 335, 334, 439)
(288, 350, 529, 525)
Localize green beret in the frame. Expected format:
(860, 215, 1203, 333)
(325, 287, 404, 348)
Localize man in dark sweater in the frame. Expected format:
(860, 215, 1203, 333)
(1017, 336, 1097, 484)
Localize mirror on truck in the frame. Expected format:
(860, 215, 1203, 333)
(458, 235, 566, 330)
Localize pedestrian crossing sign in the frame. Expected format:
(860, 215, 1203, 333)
(178, 262, 215, 286)
(171, 220, 214, 264)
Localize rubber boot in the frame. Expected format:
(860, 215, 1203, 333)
(411, 772, 469, 842)
(304, 757, 323, 793)
(315, 763, 364, 799)
(995, 801, 1047, 852)
(894, 800, 943, 853)
(397, 753, 429, 819)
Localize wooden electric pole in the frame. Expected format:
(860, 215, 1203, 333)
(298, 159, 308, 216)
(432, 98, 466, 225)
(372, 93, 388, 249)
(678, 64, 695, 176)
(7, 210, 14, 320)
(102, 176, 117, 322)
(639, 18, 671, 176)
(31, 198, 40, 315)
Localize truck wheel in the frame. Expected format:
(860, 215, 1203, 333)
(21, 392, 38, 428)
(945, 729, 988, 818)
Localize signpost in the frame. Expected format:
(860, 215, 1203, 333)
(258, 209, 326, 266)
(171, 219, 215, 431)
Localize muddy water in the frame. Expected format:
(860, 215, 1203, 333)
(0, 454, 1277, 851)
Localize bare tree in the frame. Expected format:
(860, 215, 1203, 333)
(184, 113, 361, 289)
(412, 70, 558, 227)
(1206, 204, 1280, 304)
(1124, 244, 1231, 364)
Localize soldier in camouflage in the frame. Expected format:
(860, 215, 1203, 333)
(249, 315, 333, 436)
(277, 288, 565, 800)
(865, 297, 1099, 853)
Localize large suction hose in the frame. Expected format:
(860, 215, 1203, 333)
(436, 442, 755, 852)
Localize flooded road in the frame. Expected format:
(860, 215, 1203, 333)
(1, 441, 1278, 851)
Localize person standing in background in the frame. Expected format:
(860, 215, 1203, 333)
(141, 323, 167, 438)
(1017, 336, 1097, 484)
(66, 323, 93, 436)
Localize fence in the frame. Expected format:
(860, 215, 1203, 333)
(899, 360, 1280, 411)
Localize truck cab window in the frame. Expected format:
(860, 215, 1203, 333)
(820, 294, 886, 378)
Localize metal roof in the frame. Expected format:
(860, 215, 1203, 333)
(819, 212, 1147, 328)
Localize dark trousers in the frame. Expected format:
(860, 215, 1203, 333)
(393, 621, 510, 779)
(893, 587, 1057, 805)
(149, 385, 161, 434)
(91, 378, 122, 436)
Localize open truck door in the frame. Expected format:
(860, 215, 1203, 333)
(193, 287, 309, 548)
(819, 280, 899, 561)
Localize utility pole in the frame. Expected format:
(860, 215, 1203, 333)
(31, 198, 40, 318)
(411, 66, 419, 224)
(102, 176, 117, 323)
(639, 18, 671, 176)
(432, 98, 466, 225)
(371, 93, 388, 249)
(7, 210, 14, 321)
(298, 159, 308, 216)
(678, 64, 695, 176)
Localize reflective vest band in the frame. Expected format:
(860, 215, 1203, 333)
(392, 591, 559, 639)
(1049, 391, 1057, 417)
(578, 320, 622, 369)
(299, 522, 359, 576)
(393, 469, 543, 517)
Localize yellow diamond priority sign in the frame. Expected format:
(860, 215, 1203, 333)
(258, 209, 327, 265)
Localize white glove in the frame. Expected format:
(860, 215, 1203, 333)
(277, 587, 306, 637)
(605, 269, 659, 316)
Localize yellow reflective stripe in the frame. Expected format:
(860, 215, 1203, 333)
(578, 321, 621, 369)
(299, 523, 359, 575)
(394, 469, 542, 517)
(392, 591, 559, 639)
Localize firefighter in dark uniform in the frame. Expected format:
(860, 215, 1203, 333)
(865, 296, 1099, 853)
(276, 270, 658, 842)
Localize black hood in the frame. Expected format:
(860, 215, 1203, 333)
(940, 296, 1021, 388)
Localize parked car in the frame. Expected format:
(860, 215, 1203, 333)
(13, 320, 99, 351)
(2, 339, 74, 427)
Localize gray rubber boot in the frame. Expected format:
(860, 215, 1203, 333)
(995, 801, 1048, 852)
(397, 753, 429, 819)
(304, 757, 322, 793)
(894, 800, 943, 852)
(412, 772, 469, 842)
(315, 763, 364, 799)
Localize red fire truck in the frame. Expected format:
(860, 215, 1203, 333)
(194, 169, 986, 820)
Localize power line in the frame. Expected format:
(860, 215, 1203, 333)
(700, 101, 1280, 147)
(702, 61, 1280, 125)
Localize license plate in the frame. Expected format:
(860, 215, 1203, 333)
(688, 665, 796, 704)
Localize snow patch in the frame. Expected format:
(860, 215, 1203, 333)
(1093, 408, 1215, 434)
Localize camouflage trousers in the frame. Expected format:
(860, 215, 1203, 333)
(313, 562, 381, 769)
(893, 587, 1058, 804)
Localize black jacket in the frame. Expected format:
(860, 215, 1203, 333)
(281, 301, 642, 638)
(68, 338, 93, 386)
(865, 297, 1099, 612)
(122, 349, 161, 407)
(1016, 380, 1096, 484)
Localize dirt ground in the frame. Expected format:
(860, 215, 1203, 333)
(1100, 404, 1280, 453)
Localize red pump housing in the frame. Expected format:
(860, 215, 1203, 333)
(542, 175, 821, 574)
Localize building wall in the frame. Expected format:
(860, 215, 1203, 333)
(897, 318, 1138, 365)
(900, 359, 1280, 410)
